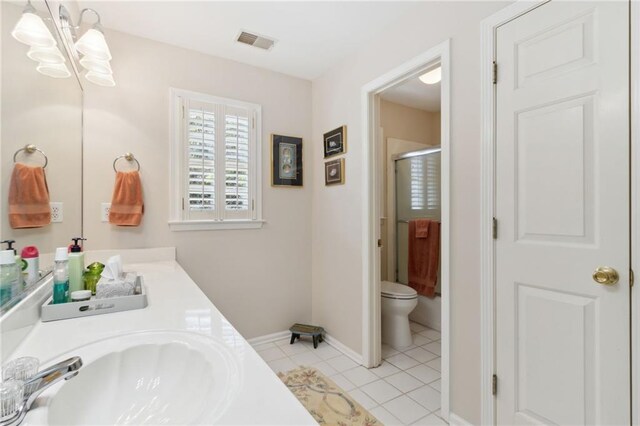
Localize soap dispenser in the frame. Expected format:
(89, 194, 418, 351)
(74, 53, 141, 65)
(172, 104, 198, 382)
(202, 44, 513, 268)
(68, 238, 86, 294)
(1, 240, 25, 290)
(0, 250, 18, 305)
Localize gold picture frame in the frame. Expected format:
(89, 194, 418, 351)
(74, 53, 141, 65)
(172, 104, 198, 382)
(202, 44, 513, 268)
(324, 158, 345, 186)
(323, 125, 347, 158)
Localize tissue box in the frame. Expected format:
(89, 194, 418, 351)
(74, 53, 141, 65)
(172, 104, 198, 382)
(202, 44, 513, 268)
(96, 272, 137, 299)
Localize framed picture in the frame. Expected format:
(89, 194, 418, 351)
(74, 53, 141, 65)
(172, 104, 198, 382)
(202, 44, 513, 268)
(323, 125, 347, 158)
(271, 134, 303, 187)
(324, 158, 345, 186)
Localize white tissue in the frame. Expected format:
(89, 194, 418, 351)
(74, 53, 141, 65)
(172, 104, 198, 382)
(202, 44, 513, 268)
(96, 256, 137, 299)
(101, 255, 123, 280)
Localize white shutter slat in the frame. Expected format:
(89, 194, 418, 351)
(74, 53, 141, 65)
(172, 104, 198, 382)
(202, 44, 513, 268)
(187, 105, 216, 213)
(224, 111, 250, 214)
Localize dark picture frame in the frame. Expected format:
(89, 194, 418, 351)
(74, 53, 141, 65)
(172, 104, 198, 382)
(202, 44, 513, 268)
(271, 134, 303, 187)
(323, 125, 347, 158)
(324, 158, 345, 186)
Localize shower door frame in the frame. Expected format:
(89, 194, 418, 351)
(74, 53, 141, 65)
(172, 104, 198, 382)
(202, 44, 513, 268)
(393, 147, 442, 285)
(361, 40, 451, 420)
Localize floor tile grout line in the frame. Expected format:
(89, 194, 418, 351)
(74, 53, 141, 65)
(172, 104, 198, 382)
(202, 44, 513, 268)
(255, 323, 446, 425)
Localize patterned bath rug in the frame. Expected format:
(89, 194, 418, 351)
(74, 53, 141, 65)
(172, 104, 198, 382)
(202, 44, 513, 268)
(278, 366, 380, 426)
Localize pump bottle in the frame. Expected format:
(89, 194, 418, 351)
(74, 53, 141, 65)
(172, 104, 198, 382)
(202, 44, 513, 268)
(68, 238, 86, 294)
(0, 250, 18, 305)
(1, 240, 25, 290)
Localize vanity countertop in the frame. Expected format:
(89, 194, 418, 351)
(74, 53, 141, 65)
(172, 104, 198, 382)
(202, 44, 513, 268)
(5, 255, 315, 425)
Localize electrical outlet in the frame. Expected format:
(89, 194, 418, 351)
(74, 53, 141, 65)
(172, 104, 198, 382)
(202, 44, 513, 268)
(101, 203, 111, 222)
(50, 202, 63, 223)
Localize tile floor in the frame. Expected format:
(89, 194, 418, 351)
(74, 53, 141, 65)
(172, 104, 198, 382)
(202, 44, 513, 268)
(252, 322, 448, 426)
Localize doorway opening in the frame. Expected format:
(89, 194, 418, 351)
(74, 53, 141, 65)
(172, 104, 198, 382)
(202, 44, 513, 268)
(362, 40, 450, 420)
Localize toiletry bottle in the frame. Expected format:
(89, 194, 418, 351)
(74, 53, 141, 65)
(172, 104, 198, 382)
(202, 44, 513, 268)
(1, 240, 25, 290)
(21, 246, 39, 287)
(0, 250, 18, 305)
(68, 238, 86, 294)
(53, 247, 69, 304)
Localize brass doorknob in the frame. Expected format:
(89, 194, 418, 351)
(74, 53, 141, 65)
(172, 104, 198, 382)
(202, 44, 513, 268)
(593, 267, 619, 285)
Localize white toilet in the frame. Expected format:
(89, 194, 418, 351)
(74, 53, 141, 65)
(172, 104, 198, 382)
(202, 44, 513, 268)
(381, 281, 418, 349)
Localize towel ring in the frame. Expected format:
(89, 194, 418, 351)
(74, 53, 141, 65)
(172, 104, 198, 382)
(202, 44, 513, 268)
(13, 144, 48, 168)
(113, 153, 140, 172)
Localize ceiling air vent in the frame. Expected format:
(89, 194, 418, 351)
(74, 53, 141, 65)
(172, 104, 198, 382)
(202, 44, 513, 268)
(236, 30, 276, 51)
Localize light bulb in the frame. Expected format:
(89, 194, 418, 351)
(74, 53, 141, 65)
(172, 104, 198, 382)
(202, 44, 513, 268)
(419, 67, 441, 85)
(11, 11, 56, 47)
(85, 70, 115, 87)
(75, 28, 112, 61)
(79, 56, 112, 74)
(36, 62, 71, 78)
(27, 46, 65, 64)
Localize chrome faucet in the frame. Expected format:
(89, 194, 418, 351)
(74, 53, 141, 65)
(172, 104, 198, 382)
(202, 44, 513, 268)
(0, 357, 82, 426)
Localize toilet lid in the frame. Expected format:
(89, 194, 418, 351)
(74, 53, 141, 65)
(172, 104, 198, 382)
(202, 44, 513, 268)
(381, 281, 417, 299)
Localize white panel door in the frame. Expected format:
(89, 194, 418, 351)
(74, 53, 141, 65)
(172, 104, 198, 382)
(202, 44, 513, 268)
(495, 1, 630, 425)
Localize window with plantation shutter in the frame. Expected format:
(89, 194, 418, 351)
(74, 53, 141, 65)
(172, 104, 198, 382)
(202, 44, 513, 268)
(410, 152, 440, 220)
(170, 89, 263, 231)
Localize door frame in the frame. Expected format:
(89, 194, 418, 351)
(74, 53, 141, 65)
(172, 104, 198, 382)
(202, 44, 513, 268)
(480, 1, 639, 424)
(361, 39, 451, 419)
(631, 0, 639, 423)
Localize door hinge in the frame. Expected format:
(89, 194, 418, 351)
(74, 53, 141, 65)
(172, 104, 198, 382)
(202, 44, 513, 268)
(252, 199, 255, 211)
(492, 374, 498, 395)
(181, 197, 185, 211)
(182, 105, 185, 119)
(492, 61, 498, 84)
(377, 239, 383, 248)
(631, 268, 635, 288)
(492, 217, 498, 239)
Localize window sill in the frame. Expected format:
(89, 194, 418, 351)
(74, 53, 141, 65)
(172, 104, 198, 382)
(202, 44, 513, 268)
(168, 219, 265, 232)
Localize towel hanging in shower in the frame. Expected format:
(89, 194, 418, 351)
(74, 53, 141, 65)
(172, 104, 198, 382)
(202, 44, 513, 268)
(408, 219, 440, 298)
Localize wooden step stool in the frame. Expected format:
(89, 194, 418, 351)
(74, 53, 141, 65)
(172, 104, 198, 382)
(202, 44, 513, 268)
(289, 323, 325, 349)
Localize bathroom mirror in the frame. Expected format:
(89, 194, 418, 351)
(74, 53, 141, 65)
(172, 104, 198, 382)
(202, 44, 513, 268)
(0, 1, 83, 301)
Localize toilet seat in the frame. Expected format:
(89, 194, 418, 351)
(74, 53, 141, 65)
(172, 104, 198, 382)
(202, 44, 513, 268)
(381, 281, 417, 300)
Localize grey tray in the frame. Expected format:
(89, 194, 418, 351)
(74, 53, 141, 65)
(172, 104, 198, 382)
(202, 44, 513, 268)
(41, 275, 147, 322)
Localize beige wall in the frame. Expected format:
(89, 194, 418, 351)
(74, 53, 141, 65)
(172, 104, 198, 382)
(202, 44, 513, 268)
(380, 99, 440, 146)
(83, 29, 313, 339)
(310, 2, 508, 423)
(1, 2, 83, 254)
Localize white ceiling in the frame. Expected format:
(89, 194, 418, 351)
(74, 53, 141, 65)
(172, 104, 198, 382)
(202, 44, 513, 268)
(380, 76, 441, 112)
(78, 1, 420, 80)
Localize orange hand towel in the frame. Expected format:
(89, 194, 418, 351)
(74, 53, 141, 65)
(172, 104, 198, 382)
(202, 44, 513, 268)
(8, 163, 51, 229)
(415, 219, 430, 238)
(109, 171, 144, 226)
(408, 219, 440, 298)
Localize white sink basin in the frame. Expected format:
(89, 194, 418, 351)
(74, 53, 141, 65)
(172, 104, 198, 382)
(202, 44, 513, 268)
(33, 331, 241, 425)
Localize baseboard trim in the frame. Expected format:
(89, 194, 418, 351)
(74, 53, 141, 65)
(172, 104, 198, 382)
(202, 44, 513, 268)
(448, 413, 473, 426)
(247, 330, 289, 346)
(324, 334, 363, 365)
(247, 331, 364, 365)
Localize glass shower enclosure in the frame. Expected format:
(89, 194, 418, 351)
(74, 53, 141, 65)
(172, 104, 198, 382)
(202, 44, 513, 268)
(394, 147, 441, 286)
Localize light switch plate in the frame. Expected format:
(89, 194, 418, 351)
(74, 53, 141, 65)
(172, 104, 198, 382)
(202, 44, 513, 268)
(50, 202, 63, 223)
(101, 203, 111, 222)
